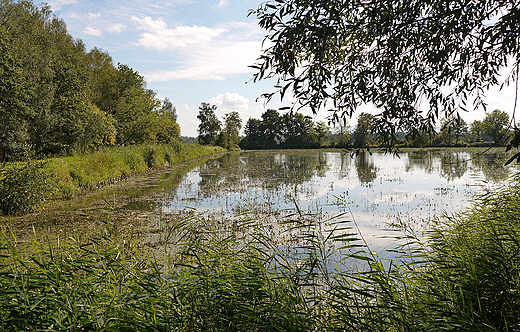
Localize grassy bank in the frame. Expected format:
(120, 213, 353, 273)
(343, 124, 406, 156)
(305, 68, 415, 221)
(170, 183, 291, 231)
(0, 176, 518, 330)
(0, 143, 225, 215)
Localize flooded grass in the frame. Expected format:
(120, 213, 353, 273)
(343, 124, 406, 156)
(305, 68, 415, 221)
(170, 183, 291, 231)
(154, 148, 519, 257)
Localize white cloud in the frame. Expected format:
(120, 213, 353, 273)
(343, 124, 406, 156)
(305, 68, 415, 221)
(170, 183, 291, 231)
(209, 92, 249, 111)
(144, 40, 262, 81)
(88, 12, 101, 19)
(107, 23, 126, 34)
(82, 27, 103, 37)
(181, 104, 196, 111)
(45, 0, 77, 10)
(131, 16, 224, 50)
(214, 0, 229, 8)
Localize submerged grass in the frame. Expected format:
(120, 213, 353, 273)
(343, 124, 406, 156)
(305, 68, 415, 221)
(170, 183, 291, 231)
(1, 177, 519, 331)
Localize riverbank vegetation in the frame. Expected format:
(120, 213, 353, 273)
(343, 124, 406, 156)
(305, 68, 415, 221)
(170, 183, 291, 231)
(1, 175, 518, 331)
(0, 143, 224, 215)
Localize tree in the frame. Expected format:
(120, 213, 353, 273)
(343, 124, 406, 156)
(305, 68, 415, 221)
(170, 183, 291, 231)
(197, 103, 221, 146)
(260, 109, 283, 149)
(439, 116, 468, 146)
(215, 131, 229, 149)
(223, 111, 242, 147)
(333, 124, 353, 148)
(312, 121, 331, 148)
(482, 109, 510, 145)
(240, 118, 262, 149)
(156, 98, 180, 144)
(281, 112, 315, 148)
(353, 113, 376, 148)
(112, 64, 161, 145)
(469, 120, 484, 143)
(250, 0, 520, 152)
(0, 25, 30, 161)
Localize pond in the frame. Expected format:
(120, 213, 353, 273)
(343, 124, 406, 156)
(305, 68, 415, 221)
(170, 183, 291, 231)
(140, 148, 518, 259)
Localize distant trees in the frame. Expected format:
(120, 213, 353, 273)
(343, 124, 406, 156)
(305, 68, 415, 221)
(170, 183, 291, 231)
(223, 111, 242, 148)
(0, 0, 180, 161)
(353, 113, 376, 148)
(196, 104, 243, 149)
(239, 109, 332, 149)
(438, 117, 468, 146)
(237, 109, 511, 150)
(197, 103, 221, 146)
(482, 110, 510, 145)
(469, 120, 484, 143)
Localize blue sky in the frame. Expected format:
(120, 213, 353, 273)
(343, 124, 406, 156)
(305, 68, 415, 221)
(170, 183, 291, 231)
(45, 0, 518, 137)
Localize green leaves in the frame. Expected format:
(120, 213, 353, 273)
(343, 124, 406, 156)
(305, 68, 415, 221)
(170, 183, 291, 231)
(251, 0, 520, 154)
(0, 1, 181, 160)
(197, 103, 222, 146)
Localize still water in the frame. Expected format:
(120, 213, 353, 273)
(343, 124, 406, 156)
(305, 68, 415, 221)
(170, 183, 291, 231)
(155, 148, 517, 255)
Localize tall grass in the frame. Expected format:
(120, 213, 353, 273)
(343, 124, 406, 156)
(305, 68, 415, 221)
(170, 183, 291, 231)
(1, 178, 519, 331)
(0, 143, 224, 215)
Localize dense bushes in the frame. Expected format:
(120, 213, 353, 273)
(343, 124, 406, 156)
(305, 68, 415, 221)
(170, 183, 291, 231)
(0, 160, 49, 215)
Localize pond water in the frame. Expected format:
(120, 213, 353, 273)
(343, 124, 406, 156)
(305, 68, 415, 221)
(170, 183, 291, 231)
(149, 148, 518, 257)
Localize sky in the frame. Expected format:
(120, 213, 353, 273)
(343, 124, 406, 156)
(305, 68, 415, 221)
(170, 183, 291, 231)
(45, 0, 518, 137)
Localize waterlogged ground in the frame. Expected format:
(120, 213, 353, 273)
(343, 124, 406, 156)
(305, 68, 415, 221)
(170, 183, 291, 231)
(149, 148, 518, 256)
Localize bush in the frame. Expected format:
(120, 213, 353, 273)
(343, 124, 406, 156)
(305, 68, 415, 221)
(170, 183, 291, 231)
(0, 160, 49, 215)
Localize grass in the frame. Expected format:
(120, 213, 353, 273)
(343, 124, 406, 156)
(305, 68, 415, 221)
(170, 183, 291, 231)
(0, 143, 225, 215)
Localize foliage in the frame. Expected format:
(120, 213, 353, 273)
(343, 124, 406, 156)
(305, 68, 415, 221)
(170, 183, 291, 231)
(249, 0, 520, 154)
(353, 112, 376, 148)
(1, 172, 520, 330)
(197, 103, 221, 146)
(0, 0, 181, 160)
(482, 109, 510, 145)
(332, 125, 353, 148)
(404, 180, 520, 331)
(469, 120, 484, 143)
(0, 143, 224, 215)
(0, 159, 49, 215)
(223, 111, 242, 148)
(438, 116, 468, 146)
(240, 109, 332, 149)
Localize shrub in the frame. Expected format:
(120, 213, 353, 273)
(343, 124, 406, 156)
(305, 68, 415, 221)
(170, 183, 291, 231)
(0, 160, 49, 215)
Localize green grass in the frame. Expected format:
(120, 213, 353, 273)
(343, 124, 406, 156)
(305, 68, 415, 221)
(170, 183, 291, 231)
(0, 175, 519, 330)
(0, 143, 225, 215)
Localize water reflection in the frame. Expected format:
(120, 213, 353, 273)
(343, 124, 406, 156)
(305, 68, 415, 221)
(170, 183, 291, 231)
(160, 148, 518, 255)
(355, 152, 378, 185)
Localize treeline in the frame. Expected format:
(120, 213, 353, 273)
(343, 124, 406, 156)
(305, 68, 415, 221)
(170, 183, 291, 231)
(0, 0, 180, 161)
(208, 108, 512, 150)
(196, 106, 331, 150)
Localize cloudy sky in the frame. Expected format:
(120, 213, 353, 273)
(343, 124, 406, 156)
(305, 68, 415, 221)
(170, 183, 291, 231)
(45, 0, 518, 137)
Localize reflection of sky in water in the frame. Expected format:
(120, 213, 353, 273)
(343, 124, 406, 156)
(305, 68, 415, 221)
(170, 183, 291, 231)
(161, 149, 517, 254)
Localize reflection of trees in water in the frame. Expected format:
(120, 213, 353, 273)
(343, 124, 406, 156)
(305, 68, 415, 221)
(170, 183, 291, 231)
(355, 152, 378, 185)
(470, 151, 510, 182)
(405, 150, 436, 173)
(197, 150, 331, 194)
(438, 152, 468, 182)
(195, 148, 515, 197)
(198, 152, 243, 189)
(405, 148, 514, 182)
(334, 152, 352, 179)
